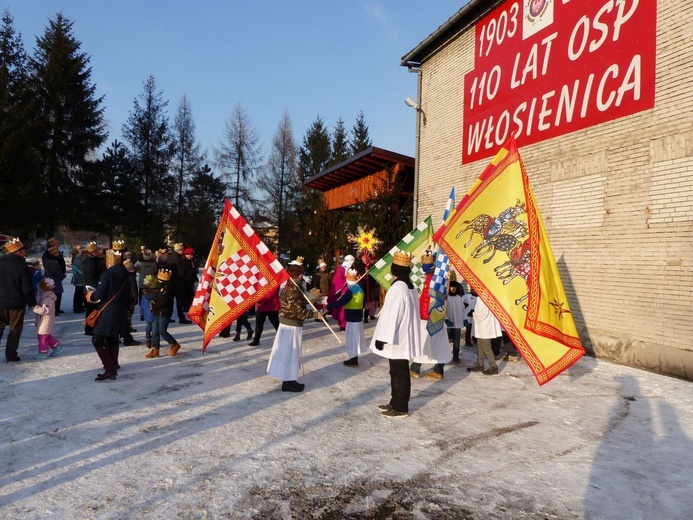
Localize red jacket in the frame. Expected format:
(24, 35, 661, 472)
(256, 287, 280, 312)
(419, 272, 433, 320)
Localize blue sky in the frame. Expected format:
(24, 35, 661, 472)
(3, 1, 463, 164)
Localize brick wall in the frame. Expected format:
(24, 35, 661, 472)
(415, 1, 693, 378)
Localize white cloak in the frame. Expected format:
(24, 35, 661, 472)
(446, 294, 467, 329)
(267, 323, 302, 381)
(369, 280, 422, 360)
(473, 297, 502, 339)
(345, 321, 367, 359)
(413, 319, 452, 364)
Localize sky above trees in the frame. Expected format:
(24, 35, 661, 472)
(3, 1, 462, 158)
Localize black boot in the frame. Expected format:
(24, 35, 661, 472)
(343, 356, 359, 366)
(232, 333, 241, 342)
(363, 309, 369, 324)
(452, 347, 461, 364)
(246, 328, 253, 340)
(282, 380, 305, 392)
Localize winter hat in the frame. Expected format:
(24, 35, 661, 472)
(390, 250, 412, 280)
(287, 258, 304, 277)
(39, 277, 55, 291)
(141, 248, 154, 260)
(342, 255, 355, 269)
(183, 247, 194, 255)
(5, 237, 24, 253)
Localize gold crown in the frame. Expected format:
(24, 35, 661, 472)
(392, 250, 412, 267)
(105, 249, 122, 266)
(449, 269, 457, 282)
(157, 268, 172, 281)
(5, 237, 24, 253)
(47, 237, 59, 247)
(346, 268, 359, 282)
(420, 248, 434, 265)
(86, 241, 99, 254)
(174, 242, 184, 252)
(123, 258, 136, 272)
(317, 258, 326, 265)
(112, 240, 125, 251)
(295, 256, 304, 265)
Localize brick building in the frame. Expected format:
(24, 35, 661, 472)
(401, 0, 692, 378)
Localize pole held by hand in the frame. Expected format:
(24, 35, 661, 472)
(291, 277, 343, 344)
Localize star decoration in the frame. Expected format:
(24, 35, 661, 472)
(347, 226, 382, 257)
(549, 298, 571, 320)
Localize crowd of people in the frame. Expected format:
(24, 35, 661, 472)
(1, 237, 520, 416)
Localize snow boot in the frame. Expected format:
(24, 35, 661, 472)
(145, 348, 160, 358)
(168, 344, 181, 357)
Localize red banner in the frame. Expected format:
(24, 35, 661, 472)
(463, 0, 656, 163)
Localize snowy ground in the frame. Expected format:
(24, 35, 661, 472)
(1, 283, 692, 519)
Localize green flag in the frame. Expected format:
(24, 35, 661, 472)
(369, 216, 433, 293)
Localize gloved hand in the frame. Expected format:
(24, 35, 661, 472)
(444, 319, 454, 327)
(375, 340, 385, 351)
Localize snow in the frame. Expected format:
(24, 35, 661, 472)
(1, 283, 693, 519)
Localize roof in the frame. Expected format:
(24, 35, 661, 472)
(400, 0, 502, 67)
(304, 146, 414, 192)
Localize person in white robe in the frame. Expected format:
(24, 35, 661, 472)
(467, 295, 502, 375)
(267, 258, 320, 392)
(445, 278, 467, 363)
(369, 251, 421, 418)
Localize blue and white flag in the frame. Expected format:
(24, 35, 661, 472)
(427, 188, 455, 336)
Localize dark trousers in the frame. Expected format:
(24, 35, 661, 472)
(55, 292, 63, 312)
(388, 359, 411, 413)
(491, 336, 502, 357)
(0, 307, 26, 361)
(92, 335, 119, 376)
(253, 310, 279, 342)
(235, 314, 252, 334)
(73, 286, 86, 312)
(175, 283, 186, 320)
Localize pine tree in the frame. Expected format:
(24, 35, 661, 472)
(214, 102, 262, 213)
(30, 12, 107, 234)
(179, 163, 225, 256)
(330, 116, 350, 166)
(298, 115, 331, 183)
(350, 110, 373, 155)
(0, 9, 38, 234)
(172, 93, 203, 234)
(256, 110, 300, 258)
(122, 75, 174, 246)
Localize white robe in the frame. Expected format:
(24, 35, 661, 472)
(345, 321, 367, 359)
(446, 294, 466, 329)
(369, 280, 422, 360)
(267, 323, 302, 381)
(473, 297, 502, 339)
(413, 319, 452, 364)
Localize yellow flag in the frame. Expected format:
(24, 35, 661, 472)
(433, 137, 584, 385)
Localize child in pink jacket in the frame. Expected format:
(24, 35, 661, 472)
(33, 278, 62, 359)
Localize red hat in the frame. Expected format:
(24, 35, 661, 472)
(183, 247, 194, 255)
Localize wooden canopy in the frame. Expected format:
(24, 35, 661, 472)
(304, 146, 414, 211)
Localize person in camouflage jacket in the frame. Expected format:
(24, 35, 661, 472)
(267, 258, 319, 392)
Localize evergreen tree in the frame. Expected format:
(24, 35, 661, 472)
(298, 115, 331, 183)
(350, 110, 373, 155)
(172, 93, 203, 234)
(329, 116, 350, 166)
(214, 102, 262, 213)
(122, 75, 174, 246)
(179, 163, 225, 257)
(0, 9, 38, 234)
(30, 12, 107, 235)
(256, 110, 300, 258)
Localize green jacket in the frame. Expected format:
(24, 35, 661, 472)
(279, 278, 317, 326)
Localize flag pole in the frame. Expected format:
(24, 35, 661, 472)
(290, 277, 343, 344)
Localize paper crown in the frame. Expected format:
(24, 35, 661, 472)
(105, 249, 122, 267)
(5, 237, 24, 253)
(420, 248, 434, 265)
(346, 269, 359, 282)
(289, 256, 304, 266)
(449, 270, 457, 282)
(157, 268, 172, 281)
(393, 250, 412, 267)
(158, 248, 169, 255)
(39, 277, 55, 291)
(86, 241, 99, 254)
(47, 237, 58, 247)
(317, 258, 326, 266)
(174, 242, 184, 252)
(123, 258, 136, 272)
(112, 240, 125, 251)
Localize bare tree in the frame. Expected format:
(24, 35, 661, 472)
(256, 110, 300, 257)
(172, 93, 203, 233)
(214, 102, 262, 212)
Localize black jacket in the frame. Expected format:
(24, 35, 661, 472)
(83, 254, 105, 288)
(0, 253, 37, 309)
(91, 264, 130, 338)
(150, 280, 175, 318)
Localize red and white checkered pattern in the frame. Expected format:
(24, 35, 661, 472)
(214, 252, 269, 305)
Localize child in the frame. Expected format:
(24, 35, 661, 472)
(144, 269, 181, 358)
(324, 268, 366, 366)
(32, 278, 62, 359)
(445, 280, 466, 363)
(140, 274, 159, 350)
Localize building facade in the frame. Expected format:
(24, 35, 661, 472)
(402, 0, 692, 378)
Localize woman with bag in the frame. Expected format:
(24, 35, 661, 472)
(85, 249, 130, 382)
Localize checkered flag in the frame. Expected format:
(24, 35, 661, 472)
(427, 188, 455, 336)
